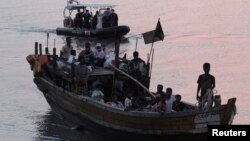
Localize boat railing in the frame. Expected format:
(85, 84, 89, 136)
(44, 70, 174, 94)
(201, 89, 215, 112)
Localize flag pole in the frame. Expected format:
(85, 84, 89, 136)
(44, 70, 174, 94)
(149, 48, 154, 78)
(135, 37, 138, 51)
(147, 30, 155, 63)
(148, 41, 154, 63)
(148, 18, 160, 63)
(46, 32, 49, 48)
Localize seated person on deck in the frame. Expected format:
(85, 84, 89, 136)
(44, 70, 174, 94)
(78, 42, 94, 66)
(172, 94, 185, 112)
(67, 50, 76, 64)
(93, 43, 105, 67)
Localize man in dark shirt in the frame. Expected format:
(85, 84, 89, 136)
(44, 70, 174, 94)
(128, 51, 146, 82)
(83, 10, 91, 29)
(74, 9, 83, 28)
(196, 62, 216, 101)
(78, 42, 94, 66)
(110, 9, 118, 27)
(172, 94, 185, 112)
(92, 11, 98, 29)
(128, 51, 146, 96)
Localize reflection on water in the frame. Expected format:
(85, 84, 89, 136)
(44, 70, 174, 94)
(34, 111, 206, 141)
(35, 110, 107, 141)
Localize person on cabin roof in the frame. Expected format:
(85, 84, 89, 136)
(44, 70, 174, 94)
(60, 37, 73, 61)
(196, 62, 215, 102)
(78, 42, 94, 66)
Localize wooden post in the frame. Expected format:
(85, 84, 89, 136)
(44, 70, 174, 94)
(39, 44, 42, 55)
(114, 40, 120, 68)
(45, 47, 49, 54)
(46, 32, 49, 54)
(35, 42, 38, 55)
(135, 37, 138, 51)
(46, 32, 49, 48)
(53, 39, 56, 56)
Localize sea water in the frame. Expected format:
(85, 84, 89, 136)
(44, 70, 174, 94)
(0, 0, 250, 140)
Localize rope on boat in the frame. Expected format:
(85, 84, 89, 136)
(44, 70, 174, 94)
(201, 89, 216, 112)
(109, 63, 156, 98)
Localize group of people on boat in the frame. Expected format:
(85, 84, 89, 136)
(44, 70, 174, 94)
(60, 37, 105, 67)
(33, 35, 216, 112)
(64, 3, 118, 29)
(149, 85, 185, 112)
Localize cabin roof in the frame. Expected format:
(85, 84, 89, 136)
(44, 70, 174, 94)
(66, 4, 116, 10)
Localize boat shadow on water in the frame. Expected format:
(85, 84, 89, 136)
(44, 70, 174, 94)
(34, 110, 107, 141)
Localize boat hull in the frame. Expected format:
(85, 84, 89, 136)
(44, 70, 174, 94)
(56, 25, 130, 39)
(34, 76, 236, 141)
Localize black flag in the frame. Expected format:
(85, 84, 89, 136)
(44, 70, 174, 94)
(155, 20, 164, 41)
(142, 20, 165, 44)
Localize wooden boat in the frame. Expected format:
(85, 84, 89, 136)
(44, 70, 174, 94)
(26, 39, 237, 141)
(57, 2, 130, 39)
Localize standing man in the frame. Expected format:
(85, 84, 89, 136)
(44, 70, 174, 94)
(110, 9, 118, 27)
(196, 62, 216, 101)
(128, 51, 146, 84)
(83, 10, 91, 29)
(128, 51, 146, 96)
(60, 37, 73, 61)
(74, 56, 89, 94)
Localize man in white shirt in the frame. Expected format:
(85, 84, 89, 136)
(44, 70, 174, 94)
(165, 88, 176, 113)
(61, 37, 73, 61)
(93, 43, 105, 67)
